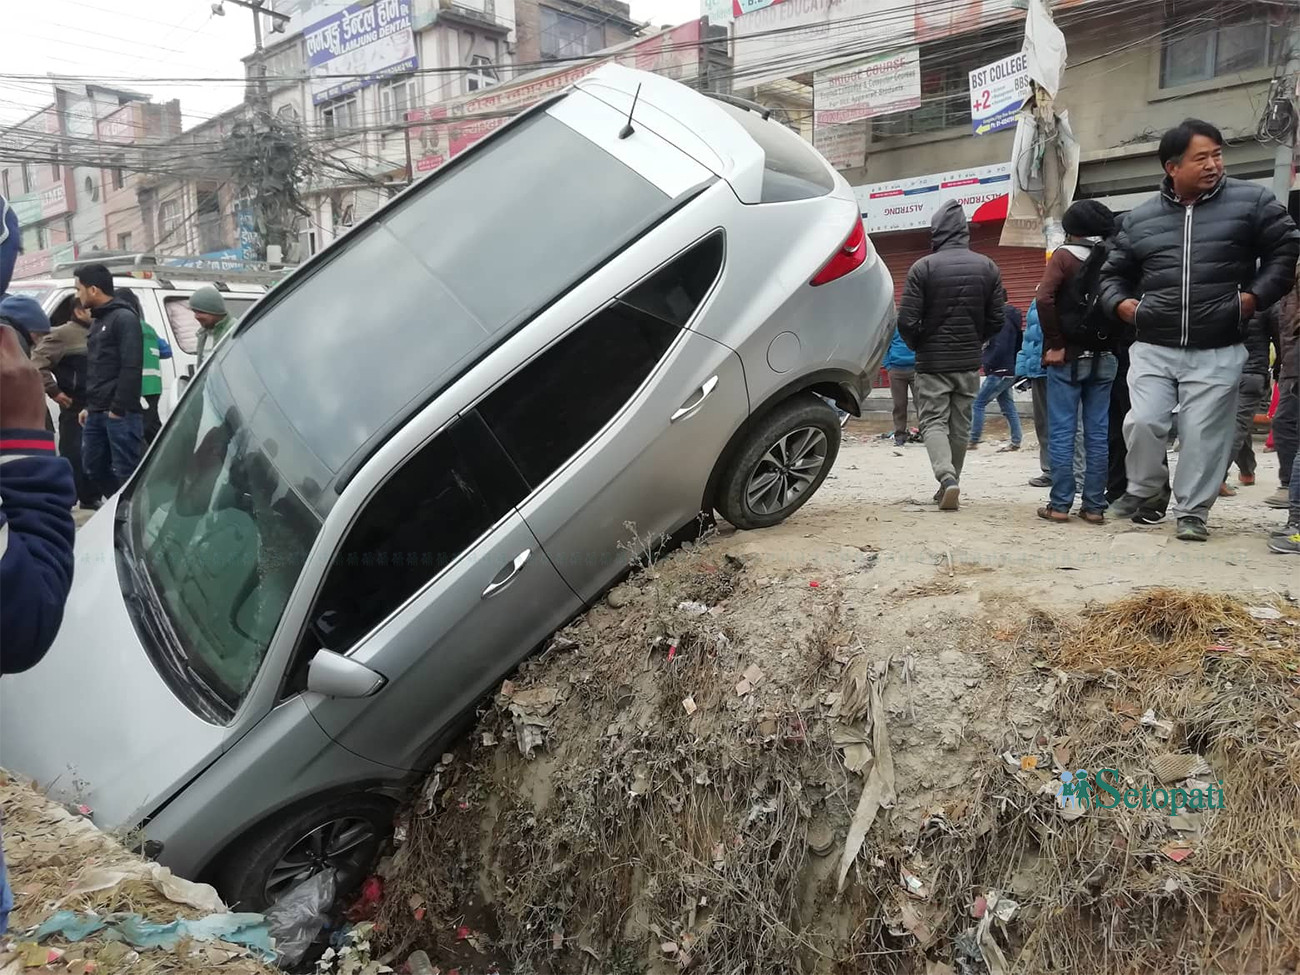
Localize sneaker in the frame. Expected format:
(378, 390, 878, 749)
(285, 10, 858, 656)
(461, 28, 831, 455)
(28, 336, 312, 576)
(1028, 474, 1052, 488)
(1265, 487, 1292, 509)
(1110, 492, 1159, 520)
(1133, 506, 1168, 525)
(1176, 517, 1209, 542)
(1270, 520, 1300, 538)
(1268, 531, 1300, 554)
(895, 436, 908, 448)
(1219, 482, 1237, 497)
(1239, 473, 1256, 486)
(997, 443, 1022, 453)
(938, 478, 960, 511)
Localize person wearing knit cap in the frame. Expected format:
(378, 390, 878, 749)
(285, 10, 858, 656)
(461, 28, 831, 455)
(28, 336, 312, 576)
(1034, 199, 1121, 524)
(190, 285, 233, 368)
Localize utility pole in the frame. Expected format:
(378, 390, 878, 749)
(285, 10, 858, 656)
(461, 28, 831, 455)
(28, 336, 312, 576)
(216, 0, 290, 112)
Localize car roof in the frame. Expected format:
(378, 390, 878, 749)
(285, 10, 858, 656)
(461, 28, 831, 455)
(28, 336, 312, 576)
(574, 64, 767, 204)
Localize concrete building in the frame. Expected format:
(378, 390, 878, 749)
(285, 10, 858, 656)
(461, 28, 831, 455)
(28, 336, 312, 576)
(0, 83, 177, 278)
(840, 0, 1291, 311)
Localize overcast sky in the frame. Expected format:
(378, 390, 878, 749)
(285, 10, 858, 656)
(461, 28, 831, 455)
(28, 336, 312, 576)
(1, 0, 702, 128)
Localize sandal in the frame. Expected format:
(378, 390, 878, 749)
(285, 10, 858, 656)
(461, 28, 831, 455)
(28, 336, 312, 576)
(1076, 510, 1105, 525)
(1037, 506, 1069, 523)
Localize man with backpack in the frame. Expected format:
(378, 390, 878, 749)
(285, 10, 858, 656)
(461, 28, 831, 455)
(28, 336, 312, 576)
(1035, 200, 1120, 523)
(1101, 119, 1299, 541)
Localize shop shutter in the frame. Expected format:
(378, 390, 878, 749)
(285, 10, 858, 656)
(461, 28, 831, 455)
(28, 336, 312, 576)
(871, 222, 1047, 315)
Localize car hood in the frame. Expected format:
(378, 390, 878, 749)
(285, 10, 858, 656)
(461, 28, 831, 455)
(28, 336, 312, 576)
(0, 503, 225, 829)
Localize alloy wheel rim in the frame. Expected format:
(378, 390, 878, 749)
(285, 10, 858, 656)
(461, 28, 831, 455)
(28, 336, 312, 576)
(745, 426, 829, 516)
(264, 816, 378, 903)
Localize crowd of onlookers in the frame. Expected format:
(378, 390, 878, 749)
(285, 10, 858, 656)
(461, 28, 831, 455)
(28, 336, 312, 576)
(893, 118, 1300, 554)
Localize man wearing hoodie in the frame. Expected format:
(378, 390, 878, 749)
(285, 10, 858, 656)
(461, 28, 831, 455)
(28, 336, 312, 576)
(898, 199, 1006, 510)
(1101, 119, 1299, 541)
(882, 328, 917, 447)
(969, 303, 1023, 451)
(74, 264, 143, 497)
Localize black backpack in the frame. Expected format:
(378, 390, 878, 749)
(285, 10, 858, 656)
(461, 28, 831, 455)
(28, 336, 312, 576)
(1057, 242, 1115, 351)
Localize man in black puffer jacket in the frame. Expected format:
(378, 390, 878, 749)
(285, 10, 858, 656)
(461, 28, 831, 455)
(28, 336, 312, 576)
(1222, 304, 1277, 494)
(898, 199, 1005, 511)
(1101, 119, 1299, 541)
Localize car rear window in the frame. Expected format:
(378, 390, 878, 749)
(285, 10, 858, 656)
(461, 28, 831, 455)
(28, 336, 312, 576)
(712, 101, 835, 203)
(238, 108, 673, 474)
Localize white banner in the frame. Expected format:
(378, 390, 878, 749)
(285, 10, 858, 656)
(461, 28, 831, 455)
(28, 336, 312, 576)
(968, 51, 1029, 136)
(813, 122, 868, 171)
(814, 48, 919, 126)
(854, 163, 1012, 234)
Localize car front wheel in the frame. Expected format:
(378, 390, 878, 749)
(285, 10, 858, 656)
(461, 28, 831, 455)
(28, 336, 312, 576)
(716, 393, 841, 530)
(214, 794, 394, 913)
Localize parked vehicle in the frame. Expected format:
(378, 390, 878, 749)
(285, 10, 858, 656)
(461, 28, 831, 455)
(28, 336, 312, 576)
(8, 259, 276, 427)
(0, 66, 895, 911)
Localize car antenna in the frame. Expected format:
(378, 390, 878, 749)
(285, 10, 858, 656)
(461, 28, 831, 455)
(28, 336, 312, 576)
(619, 84, 641, 140)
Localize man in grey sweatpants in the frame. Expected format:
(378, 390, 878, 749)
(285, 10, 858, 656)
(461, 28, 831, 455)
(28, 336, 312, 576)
(897, 200, 1005, 511)
(1101, 119, 1299, 541)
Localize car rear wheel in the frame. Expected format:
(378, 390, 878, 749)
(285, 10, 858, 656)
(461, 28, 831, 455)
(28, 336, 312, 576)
(716, 393, 841, 530)
(214, 794, 394, 913)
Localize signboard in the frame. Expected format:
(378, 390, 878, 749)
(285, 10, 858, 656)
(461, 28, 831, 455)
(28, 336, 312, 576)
(703, 0, 734, 24)
(854, 163, 1012, 234)
(167, 250, 245, 272)
(814, 48, 920, 126)
(237, 207, 262, 262)
(969, 51, 1029, 135)
(97, 105, 139, 144)
(733, 0, 1022, 89)
(304, 0, 417, 105)
(813, 122, 867, 171)
(10, 180, 71, 225)
(407, 22, 702, 175)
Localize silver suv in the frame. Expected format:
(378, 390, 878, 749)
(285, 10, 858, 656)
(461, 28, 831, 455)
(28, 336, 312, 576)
(0, 65, 895, 909)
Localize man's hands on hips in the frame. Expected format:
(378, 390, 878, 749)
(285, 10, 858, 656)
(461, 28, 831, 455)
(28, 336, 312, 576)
(0, 325, 51, 431)
(1240, 292, 1257, 321)
(1117, 299, 1139, 324)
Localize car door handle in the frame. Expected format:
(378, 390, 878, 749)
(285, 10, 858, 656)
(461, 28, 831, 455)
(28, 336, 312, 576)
(671, 375, 719, 423)
(482, 548, 531, 598)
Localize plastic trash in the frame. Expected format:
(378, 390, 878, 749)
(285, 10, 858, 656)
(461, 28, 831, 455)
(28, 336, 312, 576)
(264, 869, 336, 967)
(407, 949, 437, 974)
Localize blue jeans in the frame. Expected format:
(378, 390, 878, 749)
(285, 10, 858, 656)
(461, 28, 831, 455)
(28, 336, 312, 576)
(1046, 354, 1117, 513)
(970, 375, 1022, 445)
(83, 411, 143, 496)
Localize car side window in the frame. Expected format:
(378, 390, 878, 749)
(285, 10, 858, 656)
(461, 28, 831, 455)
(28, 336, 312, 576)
(304, 412, 528, 658)
(477, 234, 723, 487)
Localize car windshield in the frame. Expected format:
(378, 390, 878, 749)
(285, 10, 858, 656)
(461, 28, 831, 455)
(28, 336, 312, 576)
(128, 356, 322, 714)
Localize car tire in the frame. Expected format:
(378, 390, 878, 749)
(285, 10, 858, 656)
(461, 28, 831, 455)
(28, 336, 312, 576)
(715, 393, 841, 531)
(213, 794, 394, 913)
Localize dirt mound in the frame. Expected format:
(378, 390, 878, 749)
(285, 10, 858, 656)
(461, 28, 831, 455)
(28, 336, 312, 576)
(378, 535, 1300, 975)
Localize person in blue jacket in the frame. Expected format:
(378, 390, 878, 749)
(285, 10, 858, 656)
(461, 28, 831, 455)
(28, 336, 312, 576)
(1020, 299, 1085, 489)
(970, 303, 1023, 450)
(0, 321, 77, 936)
(882, 328, 917, 447)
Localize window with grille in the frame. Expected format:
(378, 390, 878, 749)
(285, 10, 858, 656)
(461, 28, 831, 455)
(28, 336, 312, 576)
(319, 94, 359, 135)
(1160, 10, 1285, 88)
(539, 7, 603, 59)
(157, 198, 184, 250)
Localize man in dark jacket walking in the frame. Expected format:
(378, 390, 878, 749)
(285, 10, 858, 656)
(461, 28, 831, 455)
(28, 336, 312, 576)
(898, 199, 1006, 510)
(74, 264, 144, 498)
(1101, 119, 1300, 541)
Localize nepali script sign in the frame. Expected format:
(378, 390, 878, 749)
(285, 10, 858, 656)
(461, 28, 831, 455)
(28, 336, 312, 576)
(305, 0, 417, 105)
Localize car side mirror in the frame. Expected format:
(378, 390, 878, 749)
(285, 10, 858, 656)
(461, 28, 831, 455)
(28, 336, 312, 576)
(306, 649, 386, 699)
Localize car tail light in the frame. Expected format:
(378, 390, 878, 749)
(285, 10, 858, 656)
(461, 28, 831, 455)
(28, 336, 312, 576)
(811, 218, 868, 287)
